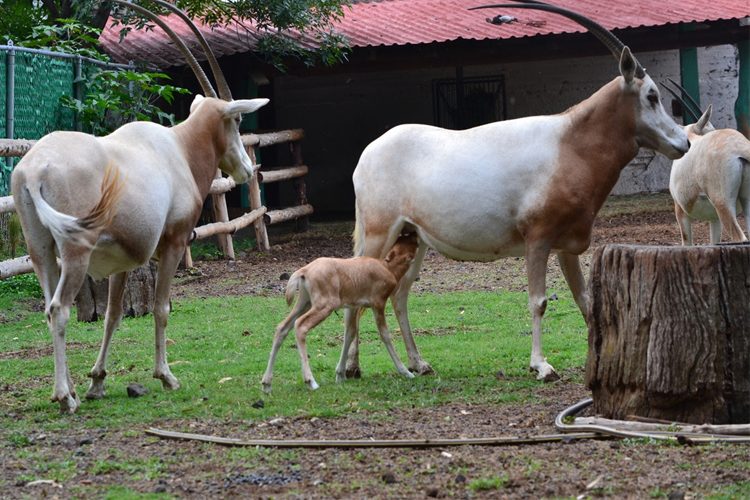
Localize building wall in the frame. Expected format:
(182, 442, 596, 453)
(273, 44, 740, 213)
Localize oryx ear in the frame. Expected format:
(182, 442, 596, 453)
(190, 94, 205, 113)
(694, 104, 713, 135)
(619, 46, 637, 84)
(223, 98, 270, 118)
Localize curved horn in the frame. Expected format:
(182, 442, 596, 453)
(149, 0, 233, 100)
(110, 0, 217, 98)
(667, 77, 703, 116)
(470, 1, 646, 78)
(659, 82, 701, 122)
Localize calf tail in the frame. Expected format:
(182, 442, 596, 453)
(26, 163, 123, 249)
(285, 271, 302, 306)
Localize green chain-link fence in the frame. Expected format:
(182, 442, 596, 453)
(1, 43, 131, 195)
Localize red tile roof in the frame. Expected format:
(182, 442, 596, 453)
(99, 0, 750, 67)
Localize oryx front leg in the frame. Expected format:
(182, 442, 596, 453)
(373, 307, 413, 379)
(557, 252, 589, 317)
(152, 246, 182, 391)
(86, 271, 129, 400)
(525, 243, 559, 382)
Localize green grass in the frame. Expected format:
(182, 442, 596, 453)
(0, 282, 587, 431)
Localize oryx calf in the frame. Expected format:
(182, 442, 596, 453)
(669, 105, 750, 245)
(262, 232, 419, 392)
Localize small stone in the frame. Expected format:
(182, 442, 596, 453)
(426, 487, 440, 497)
(668, 492, 685, 500)
(126, 383, 149, 398)
(382, 472, 397, 484)
(251, 399, 265, 409)
(455, 474, 466, 483)
(280, 272, 291, 281)
(495, 370, 506, 380)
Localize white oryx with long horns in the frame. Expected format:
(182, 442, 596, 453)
(339, 1, 690, 382)
(11, 0, 268, 413)
(664, 82, 750, 245)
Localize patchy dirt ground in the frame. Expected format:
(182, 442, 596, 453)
(5, 195, 750, 499)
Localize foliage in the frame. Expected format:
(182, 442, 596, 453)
(18, 17, 105, 60)
(468, 475, 509, 492)
(0, 0, 47, 43)
(59, 69, 190, 135)
(0, 273, 42, 300)
(111, 0, 352, 70)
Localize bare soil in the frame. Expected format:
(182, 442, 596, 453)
(6, 195, 750, 499)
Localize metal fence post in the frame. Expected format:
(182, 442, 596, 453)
(4, 40, 15, 195)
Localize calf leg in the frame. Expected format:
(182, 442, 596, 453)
(294, 307, 331, 390)
(372, 307, 414, 379)
(344, 231, 390, 378)
(336, 307, 358, 383)
(86, 271, 128, 399)
(390, 243, 432, 374)
(525, 242, 558, 382)
(152, 245, 182, 390)
(261, 292, 310, 393)
(557, 252, 588, 316)
(709, 220, 723, 245)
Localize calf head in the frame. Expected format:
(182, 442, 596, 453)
(384, 232, 419, 278)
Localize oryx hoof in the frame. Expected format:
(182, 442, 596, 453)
(55, 393, 80, 414)
(261, 382, 273, 395)
(306, 379, 320, 391)
(85, 384, 106, 400)
(531, 365, 560, 383)
(345, 366, 362, 379)
(155, 372, 181, 391)
(409, 361, 435, 376)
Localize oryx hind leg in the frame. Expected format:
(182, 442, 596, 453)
(47, 247, 93, 413)
(152, 245, 182, 391)
(86, 271, 129, 400)
(390, 241, 432, 374)
(557, 252, 589, 316)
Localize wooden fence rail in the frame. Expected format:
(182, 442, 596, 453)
(0, 128, 312, 279)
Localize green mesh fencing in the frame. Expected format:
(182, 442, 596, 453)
(0, 47, 128, 195)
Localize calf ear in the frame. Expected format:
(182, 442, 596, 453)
(190, 94, 205, 113)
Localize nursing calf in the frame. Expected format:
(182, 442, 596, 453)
(262, 233, 418, 392)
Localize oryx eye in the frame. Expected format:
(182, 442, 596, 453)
(647, 93, 659, 106)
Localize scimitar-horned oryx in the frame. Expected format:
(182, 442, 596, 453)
(340, 0, 690, 383)
(663, 80, 750, 245)
(11, 0, 268, 413)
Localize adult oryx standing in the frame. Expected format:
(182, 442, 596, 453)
(340, 1, 690, 382)
(11, 1, 268, 413)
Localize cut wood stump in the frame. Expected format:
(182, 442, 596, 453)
(586, 243, 750, 424)
(75, 262, 158, 322)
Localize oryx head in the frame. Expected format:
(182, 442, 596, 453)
(114, 0, 271, 183)
(472, 1, 690, 159)
(189, 95, 270, 184)
(617, 48, 690, 159)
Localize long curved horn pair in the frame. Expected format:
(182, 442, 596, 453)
(110, 0, 231, 100)
(470, 0, 646, 78)
(660, 78, 702, 122)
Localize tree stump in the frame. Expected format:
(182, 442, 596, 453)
(585, 243, 750, 424)
(75, 262, 158, 322)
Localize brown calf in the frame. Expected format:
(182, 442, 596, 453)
(261, 233, 419, 392)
